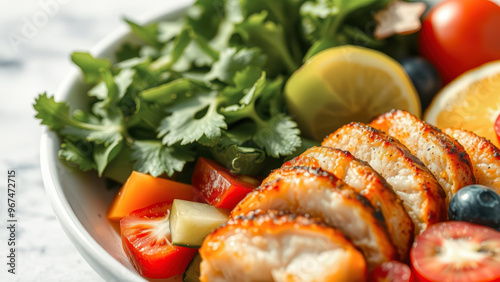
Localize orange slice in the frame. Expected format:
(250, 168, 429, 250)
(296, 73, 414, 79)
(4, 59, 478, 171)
(424, 60, 500, 146)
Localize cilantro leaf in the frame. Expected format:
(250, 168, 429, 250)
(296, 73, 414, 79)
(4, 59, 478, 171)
(34, 93, 73, 131)
(89, 68, 135, 117)
(169, 27, 192, 66)
(301, 0, 378, 60)
(220, 72, 267, 122)
(151, 26, 218, 73)
(239, 0, 305, 63)
(234, 11, 299, 75)
(93, 139, 123, 176)
(221, 73, 301, 157)
(172, 41, 215, 72)
(217, 123, 255, 147)
(253, 113, 301, 158)
(58, 139, 96, 171)
(186, 0, 225, 39)
(140, 78, 203, 104)
(102, 146, 134, 183)
(158, 19, 185, 43)
(158, 91, 226, 146)
(84, 111, 123, 146)
(169, 28, 218, 72)
(34, 93, 125, 176)
(34, 93, 125, 146)
(124, 19, 161, 49)
(115, 43, 141, 62)
(129, 99, 166, 131)
(131, 140, 195, 177)
(209, 0, 244, 51)
(205, 48, 265, 84)
(71, 52, 112, 84)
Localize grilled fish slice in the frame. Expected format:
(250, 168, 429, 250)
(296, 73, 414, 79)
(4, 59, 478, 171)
(283, 146, 414, 261)
(370, 110, 475, 205)
(200, 210, 367, 282)
(232, 167, 396, 269)
(444, 128, 500, 193)
(322, 122, 446, 234)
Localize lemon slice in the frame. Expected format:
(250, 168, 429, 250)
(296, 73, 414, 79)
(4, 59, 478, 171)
(284, 45, 421, 141)
(424, 60, 500, 146)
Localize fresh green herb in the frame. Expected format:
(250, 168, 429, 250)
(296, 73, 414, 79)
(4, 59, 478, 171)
(34, 0, 416, 180)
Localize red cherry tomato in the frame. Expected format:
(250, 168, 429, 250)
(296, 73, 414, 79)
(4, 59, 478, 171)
(411, 221, 500, 282)
(192, 157, 260, 209)
(369, 261, 413, 282)
(419, 0, 500, 84)
(120, 203, 197, 279)
(495, 114, 500, 145)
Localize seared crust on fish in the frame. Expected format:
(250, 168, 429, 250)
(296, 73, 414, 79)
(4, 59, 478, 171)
(232, 167, 396, 268)
(283, 146, 414, 261)
(444, 128, 500, 193)
(200, 210, 367, 282)
(370, 110, 475, 205)
(322, 122, 446, 234)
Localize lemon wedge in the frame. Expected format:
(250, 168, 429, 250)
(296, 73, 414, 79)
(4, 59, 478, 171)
(424, 60, 500, 146)
(284, 45, 421, 141)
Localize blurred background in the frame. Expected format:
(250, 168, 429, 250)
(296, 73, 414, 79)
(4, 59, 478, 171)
(0, 1, 182, 281)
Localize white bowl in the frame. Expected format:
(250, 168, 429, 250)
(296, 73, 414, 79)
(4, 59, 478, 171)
(40, 1, 193, 281)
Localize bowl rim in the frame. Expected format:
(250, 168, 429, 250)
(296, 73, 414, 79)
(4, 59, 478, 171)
(40, 1, 194, 281)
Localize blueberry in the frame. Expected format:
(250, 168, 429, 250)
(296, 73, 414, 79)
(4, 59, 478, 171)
(449, 185, 500, 230)
(399, 57, 442, 110)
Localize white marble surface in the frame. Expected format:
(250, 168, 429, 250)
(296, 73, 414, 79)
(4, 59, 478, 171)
(0, 1, 182, 281)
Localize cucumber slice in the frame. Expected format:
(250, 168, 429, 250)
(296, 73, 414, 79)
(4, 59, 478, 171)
(170, 199, 229, 248)
(182, 253, 201, 282)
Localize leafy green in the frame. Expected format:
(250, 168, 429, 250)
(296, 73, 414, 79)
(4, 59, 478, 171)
(158, 20, 185, 43)
(34, 93, 125, 176)
(58, 139, 96, 171)
(34, 0, 412, 182)
(300, 0, 380, 60)
(90, 68, 135, 117)
(205, 48, 265, 84)
(124, 19, 161, 49)
(115, 43, 141, 62)
(140, 78, 201, 104)
(158, 91, 226, 146)
(169, 27, 192, 66)
(93, 139, 123, 176)
(71, 52, 112, 84)
(253, 113, 301, 157)
(131, 140, 194, 177)
(222, 72, 301, 157)
(34, 93, 120, 145)
(234, 11, 299, 75)
(211, 144, 265, 175)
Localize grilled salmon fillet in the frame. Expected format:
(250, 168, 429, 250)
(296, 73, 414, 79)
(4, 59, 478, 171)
(370, 110, 475, 205)
(282, 146, 414, 261)
(232, 167, 396, 268)
(200, 210, 367, 282)
(444, 128, 500, 193)
(322, 122, 446, 234)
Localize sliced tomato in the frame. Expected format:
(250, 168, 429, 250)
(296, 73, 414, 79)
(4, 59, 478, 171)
(192, 157, 260, 209)
(495, 114, 500, 145)
(369, 261, 412, 282)
(108, 171, 199, 221)
(411, 221, 500, 282)
(120, 202, 198, 279)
